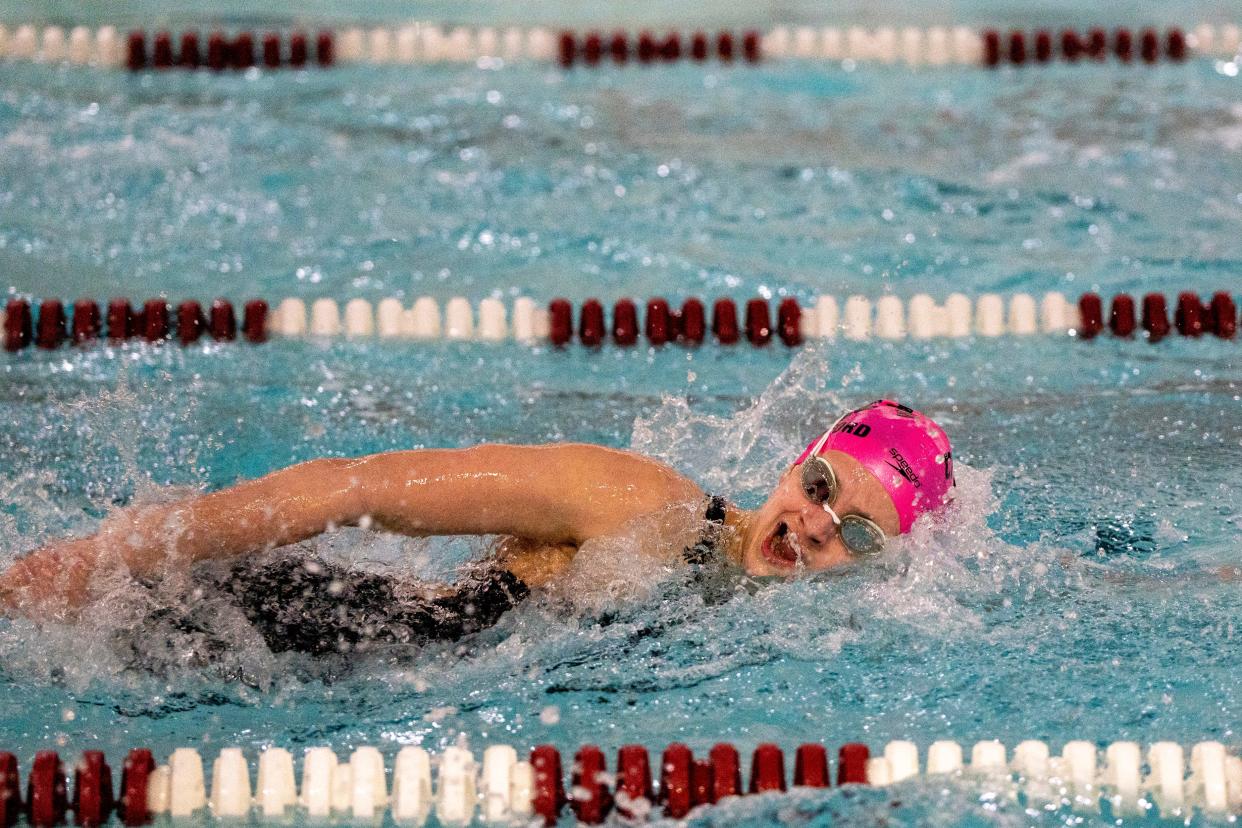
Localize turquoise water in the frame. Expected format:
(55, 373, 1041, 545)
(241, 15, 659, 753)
(2, 6, 1242, 824)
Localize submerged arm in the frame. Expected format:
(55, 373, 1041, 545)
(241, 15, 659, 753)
(0, 444, 701, 617)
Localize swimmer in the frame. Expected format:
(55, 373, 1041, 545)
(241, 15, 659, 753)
(0, 400, 953, 656)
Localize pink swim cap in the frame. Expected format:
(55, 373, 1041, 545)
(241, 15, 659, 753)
(795, 400, 955, 533)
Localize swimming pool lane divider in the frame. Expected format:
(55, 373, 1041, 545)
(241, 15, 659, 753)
(0, 738, 1239, 825)
(2, 291, 1237, 354)
(0, 23, 1236, 70)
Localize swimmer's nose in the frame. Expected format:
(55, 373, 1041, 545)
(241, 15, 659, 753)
(797, 502, 835, 547)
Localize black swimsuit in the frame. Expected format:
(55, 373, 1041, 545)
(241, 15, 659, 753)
(123, 495, 728, 668)
(214, 556, 531, 656)
(683, 494, 728, 565)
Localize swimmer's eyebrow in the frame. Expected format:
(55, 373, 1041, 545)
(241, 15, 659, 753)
(839, 482, 880, 528)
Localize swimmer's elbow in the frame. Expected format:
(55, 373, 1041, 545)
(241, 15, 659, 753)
(252, 456, 372, 533)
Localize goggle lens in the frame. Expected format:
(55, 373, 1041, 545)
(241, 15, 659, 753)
(840, 515, 886, 556)
(799, 456, 838, 506)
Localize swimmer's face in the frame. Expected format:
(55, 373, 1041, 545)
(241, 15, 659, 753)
(740, 450, 901, 577)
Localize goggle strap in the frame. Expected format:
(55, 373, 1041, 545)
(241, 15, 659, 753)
(809, 428, 833, 459)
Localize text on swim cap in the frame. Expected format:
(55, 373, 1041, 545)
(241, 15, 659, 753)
(884, 448, 921, 489)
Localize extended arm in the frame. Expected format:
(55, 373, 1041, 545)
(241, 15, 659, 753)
(0, 443, 701, 617)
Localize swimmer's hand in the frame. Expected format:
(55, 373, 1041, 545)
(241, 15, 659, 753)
(0, 538, 99, 622)
(1, 443, 702, 618)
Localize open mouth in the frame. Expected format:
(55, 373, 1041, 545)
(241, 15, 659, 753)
(760, 521, 800, 570)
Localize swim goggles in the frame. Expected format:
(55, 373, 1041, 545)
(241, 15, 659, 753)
(799, 456, 887, 556)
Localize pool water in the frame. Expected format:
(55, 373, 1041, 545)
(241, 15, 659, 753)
(2, 3, 1242, 824)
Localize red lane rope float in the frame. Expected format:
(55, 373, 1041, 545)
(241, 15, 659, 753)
(837, 743, 870, 784)
(612, 299, 638, 345)
(608, 32, 628, 63)
(662, 32, 682, 61)
(1061, 30, 1082, 61)
(680, 298, 707, 344)
(140, 299, 169, 342)
(1034, 30, 1053, 63)
(72, 300, 101, 344)
(1141, 28, 1160, 63)
(1115, 28, 1133, 62)
(777, 297, 802, 346)
(645, 298, 672, 345)
(1077, 293, 1104, 339)
(529, 745, 564, 827)
(34, 299, 66, 350)
(233, 32, 255, 69)
(127, 30, 334, 71)
(209, 298, 236, 341)
(745, 298, 772, 346)
(0, 752, 19, 828)
(569, 745, 611, 824)
(1087, 28, 1108, 60)
(615, 745, 653, 818)
(1168, 28, 1188, 60)
(117, 748, 154, 827)
(637, 31, 657, 63)
(1176, 291, 1205, 337)
(263, 34, 281, 68)
(983, 26, 1186, 67)
(1211, 292, 1237, 339)
(1109, 294, 1136, 337)
(177, 301, 205, 346)
(207, 32, 228, 70)
(557, 29, 760, 67)
(691, 32, 709, 61)
(1143, 293, 1171, 341)
(73, 751, 114, 828)
(179, 32, 200, 68)
(290, 32, 309, 67)
(25, 751, 66, 828)
(708, 743, 742, 800)
(106, 299, 132, 341)
(151, 32, 173, 68)
(749, 743, 786, 793)
(659, 744, 693, 819)
(4, 299, 32, 352)
(578, 299, 605, 346)
(712, 299, 740, 345)
(548, 298, 572, 346)
(794, 744, 830, 787)
(241, 299, 269, 343)
(742, 31, 761, 62)
(1007, 31, 1026, 65)
(983, 30, 1000, 66)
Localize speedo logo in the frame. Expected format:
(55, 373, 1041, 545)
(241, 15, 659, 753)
(830, 421, 871, 437)
(885, 448, 921, 488)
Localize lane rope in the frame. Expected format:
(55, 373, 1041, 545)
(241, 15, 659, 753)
(3, 291, 1238, 352)
(0, 24, 1235, 69)
(0, 738, 1238, 825)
